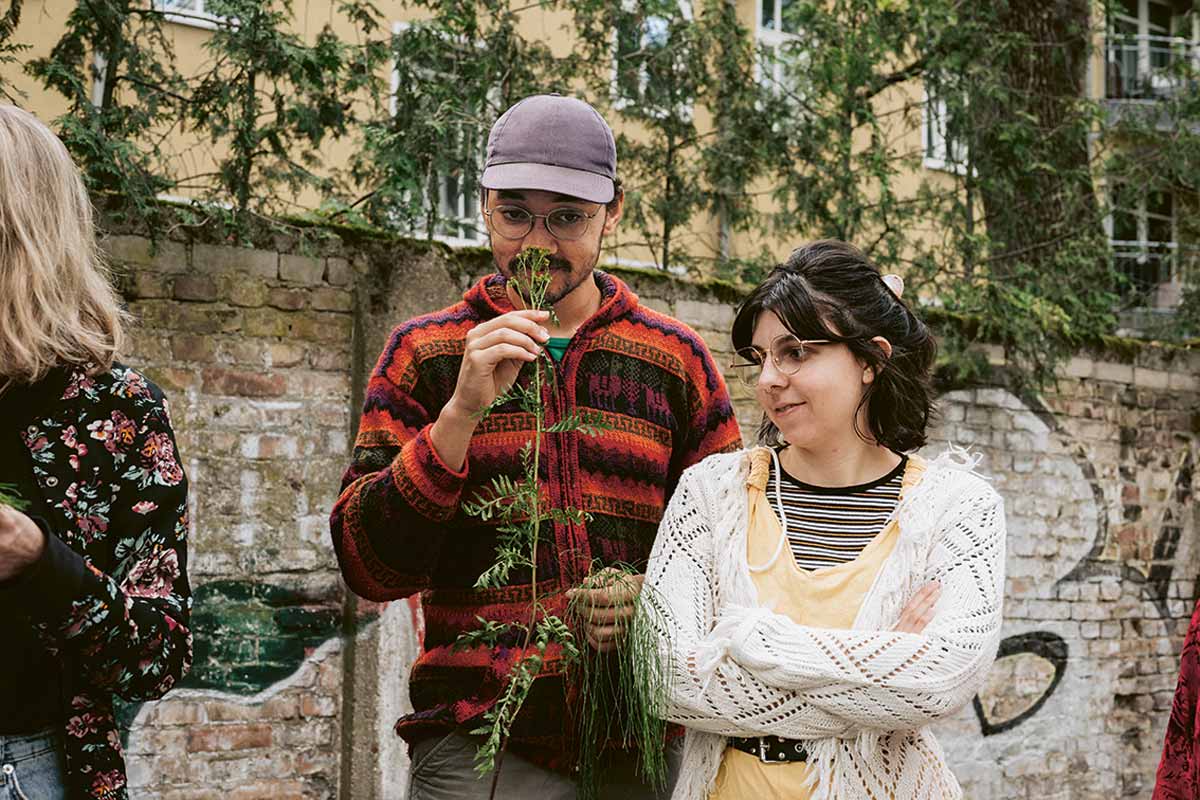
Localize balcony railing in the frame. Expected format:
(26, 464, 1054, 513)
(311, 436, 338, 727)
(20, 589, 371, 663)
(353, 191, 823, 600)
(1105, 34, 1199, 100)
(1112, 240, 1199, 309)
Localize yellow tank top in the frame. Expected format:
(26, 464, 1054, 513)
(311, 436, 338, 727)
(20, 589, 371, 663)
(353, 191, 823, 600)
(709, 448, 925, 800)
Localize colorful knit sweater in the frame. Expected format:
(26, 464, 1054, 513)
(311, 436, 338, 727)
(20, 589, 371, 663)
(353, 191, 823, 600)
(330, 271, 741, 769)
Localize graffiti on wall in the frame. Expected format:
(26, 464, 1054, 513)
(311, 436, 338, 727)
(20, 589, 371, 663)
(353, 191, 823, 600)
(932, 383, 1195, 798)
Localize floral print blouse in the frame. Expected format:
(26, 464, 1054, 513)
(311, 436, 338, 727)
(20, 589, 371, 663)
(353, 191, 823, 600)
(1, 364, 192, 800)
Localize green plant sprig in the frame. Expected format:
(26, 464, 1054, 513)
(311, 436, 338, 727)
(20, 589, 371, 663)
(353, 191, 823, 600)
(455, 247, 667, 799)
(0, 483, 28, 512)
(455, 246, 592, 788)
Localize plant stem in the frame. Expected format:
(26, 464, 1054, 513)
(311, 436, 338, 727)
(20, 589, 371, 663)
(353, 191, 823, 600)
(529, 345, 543, 625)
(489, 254, 550, 800)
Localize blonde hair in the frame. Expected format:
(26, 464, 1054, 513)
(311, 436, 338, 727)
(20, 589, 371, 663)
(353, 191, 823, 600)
(0, 105, 127, 387)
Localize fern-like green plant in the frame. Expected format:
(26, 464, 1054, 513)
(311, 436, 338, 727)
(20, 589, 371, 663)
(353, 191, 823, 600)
(454, 247, 670, 800)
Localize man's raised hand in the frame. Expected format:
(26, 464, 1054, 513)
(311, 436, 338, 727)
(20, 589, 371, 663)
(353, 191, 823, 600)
(430, 309, 550, 470)
(447, 309, 551, 419)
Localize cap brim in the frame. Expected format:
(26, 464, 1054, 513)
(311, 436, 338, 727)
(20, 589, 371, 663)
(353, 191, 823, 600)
(482, 162, 614, 204)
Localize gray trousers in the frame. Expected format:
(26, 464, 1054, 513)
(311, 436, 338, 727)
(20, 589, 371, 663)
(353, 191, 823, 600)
(407, 732, 682, 800)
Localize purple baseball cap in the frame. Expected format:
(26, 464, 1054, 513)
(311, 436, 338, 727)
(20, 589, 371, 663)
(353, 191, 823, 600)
(481, 94, 617, 204)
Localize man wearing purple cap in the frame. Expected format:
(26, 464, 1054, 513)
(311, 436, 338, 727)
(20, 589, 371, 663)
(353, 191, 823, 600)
(331, 94, 741, 798)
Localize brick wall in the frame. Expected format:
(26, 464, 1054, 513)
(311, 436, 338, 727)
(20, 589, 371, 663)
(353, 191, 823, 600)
(99, 227, 1199, 799)
(105, 231, 362, 799)
(928, 375, 1197, 798)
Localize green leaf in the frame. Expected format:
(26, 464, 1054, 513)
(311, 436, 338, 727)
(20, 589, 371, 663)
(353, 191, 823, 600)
(452, 617, 522, 651)
(545, 409, 612, 436)
(548, 507, 590, 525)
(0, 484, 28, 512)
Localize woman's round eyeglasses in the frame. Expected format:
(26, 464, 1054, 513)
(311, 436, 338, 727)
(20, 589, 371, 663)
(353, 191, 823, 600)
(483, 205, 602, 242)
(729, 334, 834, 387)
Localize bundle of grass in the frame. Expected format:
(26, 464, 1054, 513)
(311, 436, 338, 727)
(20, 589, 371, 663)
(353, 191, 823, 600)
(568, 564, 672, 800)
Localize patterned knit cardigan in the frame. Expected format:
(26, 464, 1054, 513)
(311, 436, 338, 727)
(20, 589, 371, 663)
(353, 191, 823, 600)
(642, 448, 1006, 800)
(330, 271, 741, 768)
(4, 365, 192, 800)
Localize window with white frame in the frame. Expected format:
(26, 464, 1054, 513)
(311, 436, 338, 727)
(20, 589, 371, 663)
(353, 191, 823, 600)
(1106, 0, 1199, 99)
(156, 0, 226, 29)
(390, 21, 487, 246)
(1109, 182, 1178, 295)
(922, 88, 968, 173)
(429, 159, 485, 246)
(612, 0, 693, 116)
(756, 0, 804, 100)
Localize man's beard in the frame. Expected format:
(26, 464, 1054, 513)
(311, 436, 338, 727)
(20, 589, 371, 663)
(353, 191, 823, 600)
(498, 251, 599, 306)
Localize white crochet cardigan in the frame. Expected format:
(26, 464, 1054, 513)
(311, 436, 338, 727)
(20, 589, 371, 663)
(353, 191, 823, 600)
(642, 448, 1006, 800)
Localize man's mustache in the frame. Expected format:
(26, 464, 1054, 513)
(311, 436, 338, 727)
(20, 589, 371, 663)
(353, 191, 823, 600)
(506, 255, 573, 273)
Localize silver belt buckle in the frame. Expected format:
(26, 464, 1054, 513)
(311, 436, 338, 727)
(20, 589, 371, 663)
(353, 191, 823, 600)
(757, 737, 773, 763)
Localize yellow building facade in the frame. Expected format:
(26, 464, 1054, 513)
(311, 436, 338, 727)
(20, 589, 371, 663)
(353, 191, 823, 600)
(7, 0, 1197, 310)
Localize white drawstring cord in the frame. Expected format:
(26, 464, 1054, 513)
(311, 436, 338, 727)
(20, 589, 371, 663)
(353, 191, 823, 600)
(748, 448, 789, 573)
(3, 763, 31, 800)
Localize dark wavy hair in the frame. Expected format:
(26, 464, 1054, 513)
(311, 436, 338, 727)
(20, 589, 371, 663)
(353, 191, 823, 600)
(731, 240, 937, 452)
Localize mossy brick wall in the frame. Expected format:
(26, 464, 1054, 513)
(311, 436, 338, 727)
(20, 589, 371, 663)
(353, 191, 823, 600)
(97, 224, 1199, 800)
(103, 229, 360, 800)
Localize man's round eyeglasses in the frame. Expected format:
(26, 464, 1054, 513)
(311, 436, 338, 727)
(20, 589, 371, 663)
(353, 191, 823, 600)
(484, 205, 602, 242)
(729, 334, 834, 387)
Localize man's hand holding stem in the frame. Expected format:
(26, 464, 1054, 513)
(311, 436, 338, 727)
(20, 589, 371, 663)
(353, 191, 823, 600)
(568, 567, 645, 653)
(430, 309, 551, 471)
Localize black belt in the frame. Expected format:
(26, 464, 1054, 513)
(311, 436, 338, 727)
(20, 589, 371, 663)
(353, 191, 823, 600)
(729, 735, 810, 763)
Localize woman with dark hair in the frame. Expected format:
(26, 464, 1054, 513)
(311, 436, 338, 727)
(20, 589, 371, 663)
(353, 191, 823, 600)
(0, 105, 191, 800)
(641, 240, 1006, 799)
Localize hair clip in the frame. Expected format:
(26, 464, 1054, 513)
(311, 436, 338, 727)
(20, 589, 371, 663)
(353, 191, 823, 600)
(881, 274, 904, 298)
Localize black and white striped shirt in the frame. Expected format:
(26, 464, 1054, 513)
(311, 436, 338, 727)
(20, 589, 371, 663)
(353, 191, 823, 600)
(766, 452, 907, 571)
